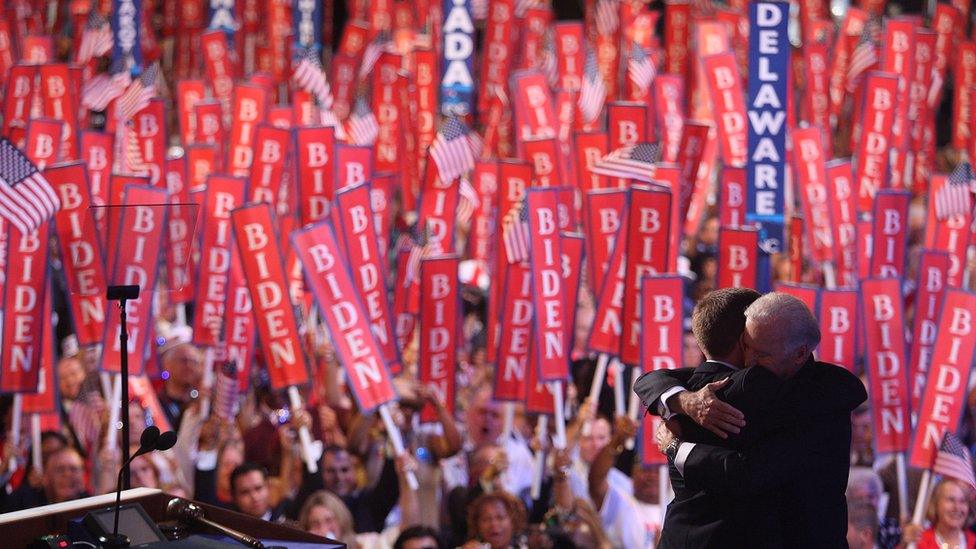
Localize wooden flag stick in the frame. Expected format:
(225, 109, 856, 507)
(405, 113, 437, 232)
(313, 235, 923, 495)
(31, 414, 42, 473)
(659, 464, 670, 525)
(10, 394, 22, 449)
(552, 381, 567, 450)
(199, 347, 216, 420)
(530, 415, 549, 501)
(895, 452, 909, 520)
(625, 368, 642, 450)
(583, 353, 612, 436)
(822, 261, 837, 290)
(378, 403, 419, 490)
(287, 386, 320, 474)
(907, 469, 934, 549)
(502, 402, 516, 441)
(612, 358, 626, 418)
(105, 374, 122, 451)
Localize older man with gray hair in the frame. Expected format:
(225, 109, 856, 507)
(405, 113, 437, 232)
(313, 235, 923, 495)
(648, 292, 867, 548)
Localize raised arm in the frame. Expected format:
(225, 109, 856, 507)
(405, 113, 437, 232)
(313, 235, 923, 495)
(588, 416, 638, 509)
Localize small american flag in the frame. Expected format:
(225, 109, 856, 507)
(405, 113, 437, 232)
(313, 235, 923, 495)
(935, 162, 975, 221)
(457, 176, 481, 224)
(628, 44, 656, 93)
(359, 35, 395, 79)
(578, 48, 607, 124)
(347, 97, 379, 146)
(594, 0, 619, 37)
(406, 223, 434, 283)
(213, 361, 240, 421)
(81, 65, 131, 112)
(115, 63, 158, 122)
(0, 138, 60, 234)
(590, 142, 659, 182)
(542, 33, 559, 88)
(430, 117, 476, 183)
(933, 432, 976, 492)
(502, 200, 530, 264)
(68, 390, 104, 455)
(320, 107, 348, 140)
(121, 124, 150, 174)
(514, 0, 540, 17)
(468, 130, 484, 160)
(77, 11, 113, 64)
(293, 48, 334, 109)
(845, 24, 878, 93)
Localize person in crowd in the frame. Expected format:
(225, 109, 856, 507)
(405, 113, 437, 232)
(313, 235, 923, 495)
(848, 501, 881, 549)
(647, 292, 867, 547)
(1, 432, 71, 511)
(461, 491, 528, 549)
(851, 403, 875, 467)
(587, 415, 648, 548)
(298, 490, 357, 546)
(290, 443, 400, 533)
(631, 460, 665, 541)
(157, 341, 205, 429)
(847, 466, 902, 549)
(393, 525, 442, 549)
(229, 462, 288, 522)
(4, 446, 89, 511)
(899, 479, 976, 549)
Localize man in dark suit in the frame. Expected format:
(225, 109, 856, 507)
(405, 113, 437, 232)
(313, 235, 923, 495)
(637, 292, 867, 548)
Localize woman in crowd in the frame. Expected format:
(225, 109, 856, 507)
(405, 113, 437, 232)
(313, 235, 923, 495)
(462, 491, 528, 549)
(298, 490, 358, 547)
(899, 479, 976, 549)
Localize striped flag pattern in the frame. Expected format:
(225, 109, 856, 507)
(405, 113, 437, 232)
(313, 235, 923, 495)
(81, 68, 131, 112)
(590, 142, 660, 182)
(845, 24, 878, 93)
(628, 44, 656, 93)
(457, 176, 481, 224)
(502, 200, 530, 264)
(933, 432, 976, 492)
(359, 36, 396, 79)
(115, 64, 158, 122)
(213, 362, 240, 421)
(77, 11, 113, 64)
(935, 162, 975, 220)
(405, 224, 434, 283)
(430, 117, 476, 183)
(0, 138, 61, 234)
(594, 0, 619, 37)
(293, 48, 334, 109)
(578, 48, 607, 124)
(68, 390, 104, 455)
(347, 97, 379, 146)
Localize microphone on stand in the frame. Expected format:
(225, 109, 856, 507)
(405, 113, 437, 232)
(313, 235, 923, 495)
(101, 426, 178, 548)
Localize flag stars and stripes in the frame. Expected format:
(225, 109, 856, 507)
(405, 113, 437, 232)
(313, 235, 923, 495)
(589, 142, 660, 183)
(578, 48, 607, 124)
(347, 97, 379, 146)
(430, 117, 476, 183)
(628, 43, 656, 93)
(846, 23, 879, 93)
(934, 432, 976, 492)
(934, 162, 974, 221)
(293, 48, 334, 109)
(0, 137, 60, 234)
(502, 200, 530, 264)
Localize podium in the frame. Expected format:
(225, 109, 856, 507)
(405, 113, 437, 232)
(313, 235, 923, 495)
(0, 488, 344, 548)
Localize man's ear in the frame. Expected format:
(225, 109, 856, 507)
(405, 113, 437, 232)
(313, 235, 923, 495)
(792, 344, 809, 366)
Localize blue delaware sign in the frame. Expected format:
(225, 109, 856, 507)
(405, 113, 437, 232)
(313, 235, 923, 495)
(441, 0, 475, 117)
(746, 1, 789, 256)
(112, 0, 143, 75)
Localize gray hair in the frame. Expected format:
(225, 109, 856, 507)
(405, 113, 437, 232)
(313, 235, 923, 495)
(846, 466, 883, 500)
(744, 292, 821, 351)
